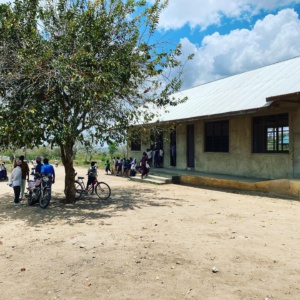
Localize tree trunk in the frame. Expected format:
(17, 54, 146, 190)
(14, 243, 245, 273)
(60, 140, 76, 203)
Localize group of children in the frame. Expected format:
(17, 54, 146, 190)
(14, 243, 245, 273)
(109, 157, 140, 177)
(85, 157, 144, 190)
(145, 147, 164, 168)
(84, 149, 164, 190)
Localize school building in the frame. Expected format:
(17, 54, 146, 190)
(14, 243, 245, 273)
(127, 56, 300, 196)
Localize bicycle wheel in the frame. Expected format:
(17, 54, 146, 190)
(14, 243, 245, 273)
(95, 182, 111, 200)
(39, 189, 51, 209)
(75, 180, 84, 200)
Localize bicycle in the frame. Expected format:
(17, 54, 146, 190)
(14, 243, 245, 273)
(74, 174, 111, 201)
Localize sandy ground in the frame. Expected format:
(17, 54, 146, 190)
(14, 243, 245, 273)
(0, 166, 300, 300)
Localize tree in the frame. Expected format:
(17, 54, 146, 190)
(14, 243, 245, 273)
(118, 143, 127, 159)
(108, 141, 118, 158)
(0, 0, 193, 203)
(75, 135, 98, 162)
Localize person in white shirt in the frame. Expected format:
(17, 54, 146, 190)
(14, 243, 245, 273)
(10, 159, 23, 205)
(0, 162, 8, 180)
(146, 149, 152, 167)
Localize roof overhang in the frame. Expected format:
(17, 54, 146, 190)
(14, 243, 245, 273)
(266, 91, 300, 103)
(146, 106, 270, 126)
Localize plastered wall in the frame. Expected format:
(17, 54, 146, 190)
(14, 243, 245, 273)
(127, 106, 300, 179)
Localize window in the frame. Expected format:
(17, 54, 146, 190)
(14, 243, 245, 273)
(205, 120, 229, 152)
(130, 133, 141, 151)
(252, 113, 289, 153)
(150, 127, 163, 150)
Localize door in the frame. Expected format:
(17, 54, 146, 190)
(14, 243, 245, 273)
(170, 127, 176, 166)
(150, 127, 163, 167)
(187, 124, 195, 168)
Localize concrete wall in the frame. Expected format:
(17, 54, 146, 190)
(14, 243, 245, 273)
(292, 106, 300, 178)
(168, 115, 291, 179)
(127, 105, 300, 180)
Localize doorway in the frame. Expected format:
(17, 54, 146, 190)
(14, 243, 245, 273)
(170, 127, 176, 166)
(150, 127, 163, 167)
(187, 124, 195, 168)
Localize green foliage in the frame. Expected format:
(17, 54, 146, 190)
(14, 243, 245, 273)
(1, 146, 61, 161)
(108, 142, 118, 157)
(0, 0, 193, 201)
(0, 0, 190, 149)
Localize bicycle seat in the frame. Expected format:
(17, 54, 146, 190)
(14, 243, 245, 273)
(78, 176, 85, 180)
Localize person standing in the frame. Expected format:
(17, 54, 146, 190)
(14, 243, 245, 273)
(129, 158, 137, 176)
(116, 157, 122, 176)
(112, 157, 116, 174)
(158, 147, 164, 168)
(41, 158, 55, 195)
(17, 155, 29, 200)
(140, 152, 149, 179)
(34, 157, 43, 180)
(10, 159, 23, 205)
(114, 157, 120, 175)
(105, 160, 112, 175)
(0, 162, 8, 180)
(146, 149, 152, 167)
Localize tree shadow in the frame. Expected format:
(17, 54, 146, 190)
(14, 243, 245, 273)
(0, 186, 182, 227)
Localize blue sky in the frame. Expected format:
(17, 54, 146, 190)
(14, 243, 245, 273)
(148, 0, 300, 90)
(2, 0, 300, 91)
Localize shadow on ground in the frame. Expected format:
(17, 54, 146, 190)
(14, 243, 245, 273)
(0, 186, 183, 227)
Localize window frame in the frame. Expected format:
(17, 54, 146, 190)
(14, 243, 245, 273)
(252, 113, 289, 153)
(130, 132, 142, 151)
(204, 120, 229, 153)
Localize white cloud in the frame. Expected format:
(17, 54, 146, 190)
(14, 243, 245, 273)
(178, 8, 300, 89)
(150, 0, 300, 30)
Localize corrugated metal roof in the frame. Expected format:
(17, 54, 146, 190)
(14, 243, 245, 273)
(157, 56, 300, 123)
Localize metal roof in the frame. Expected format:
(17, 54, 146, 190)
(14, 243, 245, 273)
(157, 56, 300, 123)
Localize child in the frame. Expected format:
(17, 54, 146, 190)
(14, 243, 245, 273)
(86, 162, 97, 191)
(105, 160, 111, 175)
(122, 158, 129, 177)
(116, 158, 122, 176)
(112, 157, 116, 174)
(129, 159, 137, 177)
(0, 162, 8, 180)
(114, 157, 120, 175)
(140, 152, 149, 179)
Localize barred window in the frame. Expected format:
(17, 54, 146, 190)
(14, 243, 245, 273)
(205, 121, 229, 152)
(130, 133, 141, 151)
(252, 114, 289, 153)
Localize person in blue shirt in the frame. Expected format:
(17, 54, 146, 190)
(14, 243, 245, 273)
(34, 157, 43, 178)
(41, 158, 55, 192)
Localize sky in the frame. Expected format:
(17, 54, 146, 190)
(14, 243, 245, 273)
(2, 0, 300, 91)
(149, 0, 300, 90)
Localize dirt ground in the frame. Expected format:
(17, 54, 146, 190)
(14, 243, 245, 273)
(0, 166, 300, 300)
